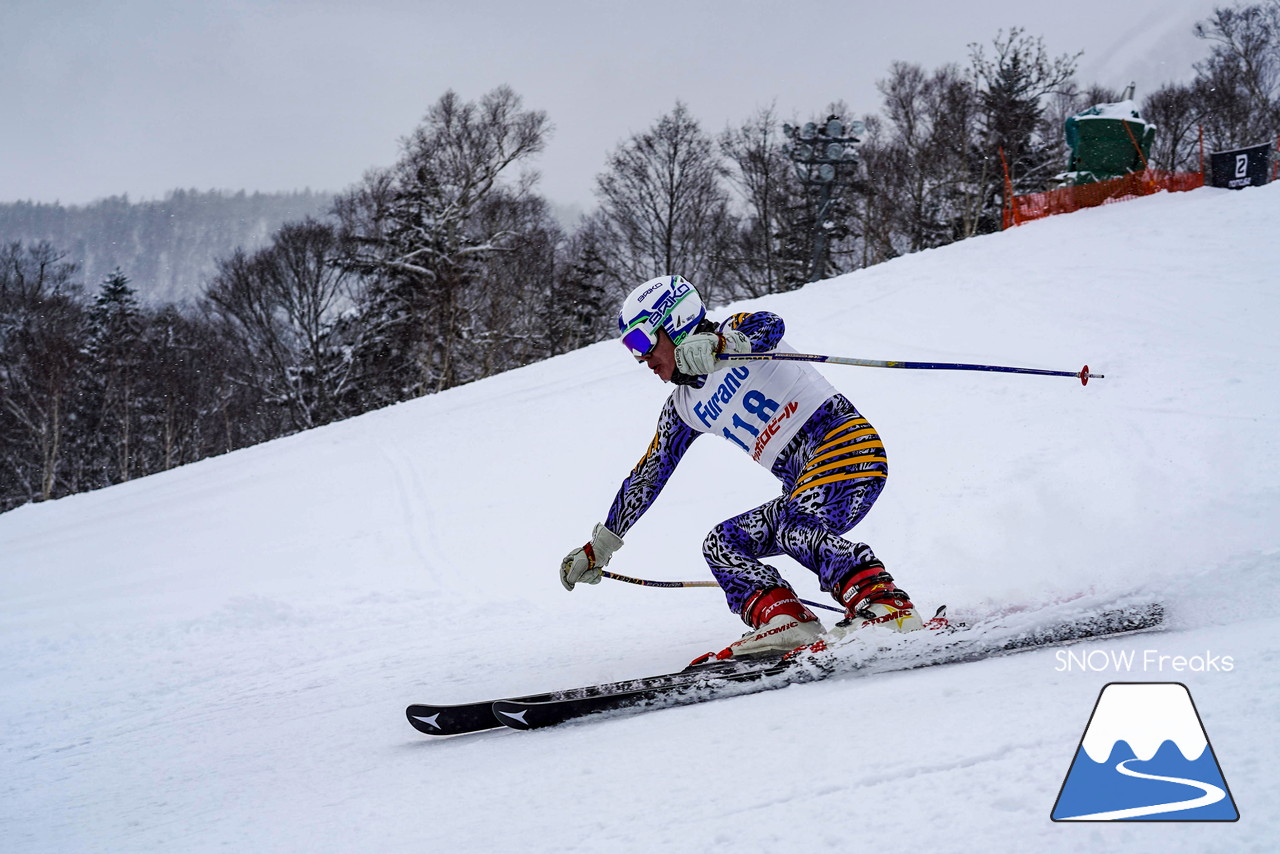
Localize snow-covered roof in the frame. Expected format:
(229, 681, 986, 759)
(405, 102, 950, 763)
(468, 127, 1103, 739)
(1072, 98, 1148, 124)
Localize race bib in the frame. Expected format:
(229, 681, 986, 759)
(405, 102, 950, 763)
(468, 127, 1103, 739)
(672, 341, 836, 469)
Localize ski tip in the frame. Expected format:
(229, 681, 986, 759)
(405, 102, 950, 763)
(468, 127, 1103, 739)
(406, 705, 447, 735)
(491, 701, 535, 730)
(924, 604, 952, 632)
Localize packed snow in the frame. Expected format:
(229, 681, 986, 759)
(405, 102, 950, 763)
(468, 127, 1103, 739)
(2, 184, 1277, 852)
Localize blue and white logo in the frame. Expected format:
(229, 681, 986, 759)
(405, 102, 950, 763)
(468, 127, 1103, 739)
(1051, 682, 1238, 821)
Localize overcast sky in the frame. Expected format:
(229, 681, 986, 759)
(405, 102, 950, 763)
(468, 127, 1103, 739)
(2, 0, 1222, 210)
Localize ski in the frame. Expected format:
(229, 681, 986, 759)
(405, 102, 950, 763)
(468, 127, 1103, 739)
(407, 697, 541, 736)
(405, 656, 784, 736)
(492, 656, 793, 731)
(407, 655, 789, 736)
(406, 599, 1164, 736)
(485, 601, 1165, 732)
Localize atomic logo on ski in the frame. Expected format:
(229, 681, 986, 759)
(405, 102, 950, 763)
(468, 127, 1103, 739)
(1051, 682, 1238, 821)
(410, 712, 442, 730)
(495, 708, 530, 726)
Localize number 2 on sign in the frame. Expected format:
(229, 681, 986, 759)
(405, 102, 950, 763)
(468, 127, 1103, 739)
(722, 390, 779, 451)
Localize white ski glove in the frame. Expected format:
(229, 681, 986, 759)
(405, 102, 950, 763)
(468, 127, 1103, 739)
(560, 523, 624, 591)
(674, 330, 751, 376)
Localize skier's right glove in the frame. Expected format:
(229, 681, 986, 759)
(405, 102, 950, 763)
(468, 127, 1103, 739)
(560, 523, 624, 591)
(674, 330, 751, 376)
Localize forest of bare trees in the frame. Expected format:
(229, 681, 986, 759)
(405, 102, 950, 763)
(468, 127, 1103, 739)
(3, 5, 1278, 512)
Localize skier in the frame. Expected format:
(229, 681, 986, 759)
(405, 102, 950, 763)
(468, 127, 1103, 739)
(560, 275, 924, 660)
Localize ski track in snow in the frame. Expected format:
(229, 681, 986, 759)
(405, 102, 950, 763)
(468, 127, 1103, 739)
(2, 185, 1278, 853)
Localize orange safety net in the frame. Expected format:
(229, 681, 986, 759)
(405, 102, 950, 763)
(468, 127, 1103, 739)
(1004, 170, 1204, 229)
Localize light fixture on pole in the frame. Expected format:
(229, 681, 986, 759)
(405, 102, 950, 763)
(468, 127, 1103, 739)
(782, 115, 863, 281)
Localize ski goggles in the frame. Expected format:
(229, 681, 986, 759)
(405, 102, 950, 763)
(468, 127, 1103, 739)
(621, 324, 660, 359)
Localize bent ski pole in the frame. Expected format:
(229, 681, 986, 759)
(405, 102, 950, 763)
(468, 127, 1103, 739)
(719, 352, 1104, 386)
(601, 570, 842, 614)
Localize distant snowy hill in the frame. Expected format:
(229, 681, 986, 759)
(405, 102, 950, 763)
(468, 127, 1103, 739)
(2, 184, 1276, 852)
(0, 190, 333, 303)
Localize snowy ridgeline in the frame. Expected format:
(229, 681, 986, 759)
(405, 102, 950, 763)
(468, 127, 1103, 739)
(1, 184, 1277, 852)
(0, 190, 334, 303)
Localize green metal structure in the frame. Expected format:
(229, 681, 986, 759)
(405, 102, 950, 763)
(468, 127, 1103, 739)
(1058, 99, 1156, 186)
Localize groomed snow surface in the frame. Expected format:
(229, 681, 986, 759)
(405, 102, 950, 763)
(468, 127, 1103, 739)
(3, 184, 1277, 853)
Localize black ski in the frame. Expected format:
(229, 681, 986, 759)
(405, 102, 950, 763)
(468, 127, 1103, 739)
(407, 696, 544, 736)
(407, 655, 789, 736)
(491, 656, 793, 731)
(485, 601, 1165, 731)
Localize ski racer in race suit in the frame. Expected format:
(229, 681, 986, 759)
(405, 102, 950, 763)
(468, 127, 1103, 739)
(561, 275, 924, 660)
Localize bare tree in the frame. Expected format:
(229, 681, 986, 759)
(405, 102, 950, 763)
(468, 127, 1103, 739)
(461, 190, 565, 378)
(594, 102, 736, 304)
(719, 105, 800, 296)
(873, 62, 984, 252)
(851, 115, 905, 265)
(1143, 83, 1205, 171)
(139, 306, 234, 472)
(0, 242, 85, 504)
(1193, 1, 1280, 150)
(206, 219, 358, 430)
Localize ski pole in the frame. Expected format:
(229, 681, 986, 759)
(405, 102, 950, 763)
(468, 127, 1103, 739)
(601, 569, 717, 589)
(601, 570, 843, 614)
(719, 352, 1104, 386)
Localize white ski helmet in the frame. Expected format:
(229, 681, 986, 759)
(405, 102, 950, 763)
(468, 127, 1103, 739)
(617, 275, 706, 358)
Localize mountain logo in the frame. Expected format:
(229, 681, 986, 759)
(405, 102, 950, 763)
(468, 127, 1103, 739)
(1051, 682, 1239, 821)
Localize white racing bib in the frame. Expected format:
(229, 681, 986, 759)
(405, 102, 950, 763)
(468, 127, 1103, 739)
(671, 341, 837, 469)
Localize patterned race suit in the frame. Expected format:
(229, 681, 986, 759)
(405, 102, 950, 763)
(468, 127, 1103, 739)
(604, 311, 888, 620)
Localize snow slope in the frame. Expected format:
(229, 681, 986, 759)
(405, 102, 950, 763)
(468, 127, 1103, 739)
(3, 184, 1277, 853)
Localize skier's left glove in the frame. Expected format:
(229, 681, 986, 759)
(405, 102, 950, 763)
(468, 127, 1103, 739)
(674, 330, 751, 376)
(560, 523, 624, 591)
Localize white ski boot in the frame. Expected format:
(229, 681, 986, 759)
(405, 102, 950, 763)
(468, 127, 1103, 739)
(692, 586, 824, 664)
(827, 564, 924, 641)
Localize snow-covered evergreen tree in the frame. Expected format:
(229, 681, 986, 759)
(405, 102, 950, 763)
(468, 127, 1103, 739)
(334, 86, 550, 401)
(82, 269, 145, 484)
(969, 29, 1080, 232)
